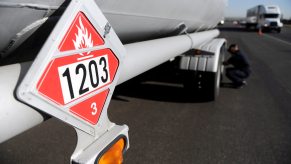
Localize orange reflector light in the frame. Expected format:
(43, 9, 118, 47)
(194, 49, 202, 55)
(99, 138, 125, 164)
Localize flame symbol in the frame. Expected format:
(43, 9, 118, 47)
(73, 18, 94, 56)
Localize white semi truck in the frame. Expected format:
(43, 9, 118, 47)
(246, 5, 283, 33)
(0, 0, 227, 163)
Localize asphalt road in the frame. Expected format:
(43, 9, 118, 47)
(1, 25, 291, 164)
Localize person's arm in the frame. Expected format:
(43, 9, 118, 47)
(223, 55, 235, 66)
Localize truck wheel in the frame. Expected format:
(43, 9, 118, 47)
(205, 44, 225, 101)
(183, 47, 224, 101)
(204, 63, 222, 101)
(246, 24, 250, 30)
(205, 46, 224, 101)
(277, 28, 281, 33)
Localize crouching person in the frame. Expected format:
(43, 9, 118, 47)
(223, 44, 251, 88)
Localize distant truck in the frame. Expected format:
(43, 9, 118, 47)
(246, 5, 283, 33)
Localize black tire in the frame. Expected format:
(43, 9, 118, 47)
(204, 63, 222, 101)
(277, 28, 281, 33)
(246, 24, 250, 31)
(206, 47, 224, 101)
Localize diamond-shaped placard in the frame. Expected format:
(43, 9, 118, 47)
(17, 0, 126, 134)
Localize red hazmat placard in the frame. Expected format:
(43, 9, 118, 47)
(36, 12, 119, 125)
(58, 12, 104, 52)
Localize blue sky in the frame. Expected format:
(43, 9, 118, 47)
(225, 0, 291, 19)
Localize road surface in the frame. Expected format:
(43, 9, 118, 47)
(1, 24, 291, 164)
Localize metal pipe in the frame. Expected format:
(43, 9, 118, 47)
(0, 29, 219, 143)
(0, 63, 44, 143)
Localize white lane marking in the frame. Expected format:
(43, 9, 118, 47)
(264, 34, 291, 47)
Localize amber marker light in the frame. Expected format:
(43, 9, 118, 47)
(194, 49, 202, 55)
(98, 138, 126, 164)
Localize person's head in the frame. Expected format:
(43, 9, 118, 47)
(228, 44, 239, 54)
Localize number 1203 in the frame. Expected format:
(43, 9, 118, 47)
(58, 55, 110, 104)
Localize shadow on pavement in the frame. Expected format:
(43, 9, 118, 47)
(113, 62, 215, 103)
(220, 82, 236, 88)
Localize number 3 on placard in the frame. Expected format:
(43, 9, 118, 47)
(91, 102, 97, 115)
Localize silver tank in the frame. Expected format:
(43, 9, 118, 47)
(0, 0, 227, 58)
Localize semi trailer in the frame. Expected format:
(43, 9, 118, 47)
(0, 0, 228, 163)
(246, 5, 283, 32)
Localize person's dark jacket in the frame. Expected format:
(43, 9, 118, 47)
(226, 50, 251, 75)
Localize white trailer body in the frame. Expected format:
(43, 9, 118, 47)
(246, 5, 283, 32)
(0, 0, 226, 58)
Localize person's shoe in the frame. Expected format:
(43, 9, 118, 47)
(242, 80, 247, 86)
(234, 81, 247, 89)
